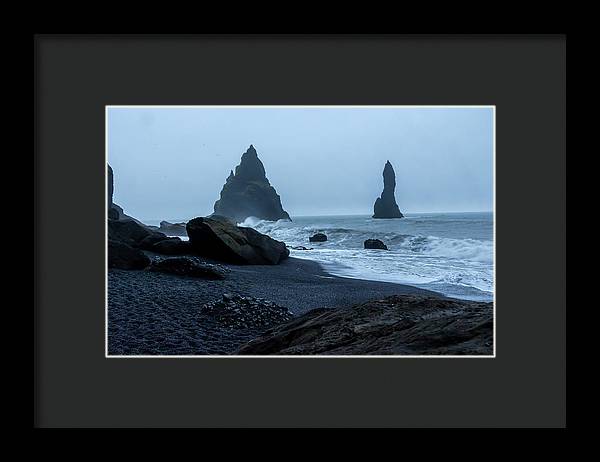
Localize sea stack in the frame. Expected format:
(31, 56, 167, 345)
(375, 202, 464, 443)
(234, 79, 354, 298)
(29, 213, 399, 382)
(372, 160, 404, 219)
(213, 145, 291, 223)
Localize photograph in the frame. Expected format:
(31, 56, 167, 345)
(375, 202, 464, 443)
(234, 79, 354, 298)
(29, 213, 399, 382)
(106, 105, 495, 357)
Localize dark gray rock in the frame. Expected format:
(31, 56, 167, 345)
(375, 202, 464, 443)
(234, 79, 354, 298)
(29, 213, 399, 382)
(213, 145, 291, 222)
(108, 239, 151, 270)
(186, 216, 289, 265)
(201, 294, 294, 329)
(108, 218, 168, 248)
(364, 238, 388, 250)
(373, 160, 404, 219)
(289, 245, 313, 250)
(149, 257, 226, 279)
(237, 295, 493, 355)
(108, 163, 114, 210)
(151, 238, 192, 255)
(309, 233, 327, 242)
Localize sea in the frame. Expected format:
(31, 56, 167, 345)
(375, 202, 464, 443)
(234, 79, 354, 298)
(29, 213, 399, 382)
(147, 212, 494, 302)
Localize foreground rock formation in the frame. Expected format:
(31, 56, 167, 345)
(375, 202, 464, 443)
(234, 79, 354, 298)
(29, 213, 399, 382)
(213, 145, 291, 222)
(373, 161, 403, 219)
(187, 216, 289, 265)
(237, 294, 493, 355)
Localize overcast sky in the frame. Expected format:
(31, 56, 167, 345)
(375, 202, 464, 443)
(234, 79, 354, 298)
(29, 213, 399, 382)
(108, 106, 493, 221)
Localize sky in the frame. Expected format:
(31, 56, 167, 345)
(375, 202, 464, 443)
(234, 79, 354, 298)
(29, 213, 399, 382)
(107, 106, 494, 221)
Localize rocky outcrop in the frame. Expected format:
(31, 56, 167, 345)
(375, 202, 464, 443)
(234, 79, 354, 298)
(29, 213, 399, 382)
(108, 239, 151, 270)
(151, 238, 192, 255)
(213, 145, 291, 222)
(186, 216, 289, 265)
(107, 164, 125, 220)
(373, 161, 404, 219)
(201, 294, 294, 329)
(237, 295, 493, 355)
(108, 218, 168, 249)
(147, 221, 188, 236)
(364, 238, 388, 250)
(309, 233, 327, 242)
(149, 257, 226, 279)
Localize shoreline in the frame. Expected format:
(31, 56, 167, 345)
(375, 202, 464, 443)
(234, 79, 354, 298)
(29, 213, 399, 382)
(108, 256, 444, 355)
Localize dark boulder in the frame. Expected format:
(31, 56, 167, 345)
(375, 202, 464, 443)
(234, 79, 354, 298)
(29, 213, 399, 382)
(309, 233, 327, 243)
(186, 216, 289, 265)
(237, 295, 493, 355)
(151, 238, 192, 255)
(108, 239, 151, 270)
(373, 161, 404, 219)
(364, 239, 388, 250)
(108, 218, 167, 248)
(149, 257, 226, 279)
(213, 145, 291, 222)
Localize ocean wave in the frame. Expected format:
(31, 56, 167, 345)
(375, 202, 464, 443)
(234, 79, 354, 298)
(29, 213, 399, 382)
(236, 215, 493, 300)
(239, 216, 492, 263)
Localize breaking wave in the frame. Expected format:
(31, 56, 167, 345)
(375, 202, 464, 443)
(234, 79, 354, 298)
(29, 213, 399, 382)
(238, 214, 493, 301)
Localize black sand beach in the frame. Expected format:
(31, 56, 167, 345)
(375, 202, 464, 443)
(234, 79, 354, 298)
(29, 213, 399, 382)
(108, 255, 440, 355)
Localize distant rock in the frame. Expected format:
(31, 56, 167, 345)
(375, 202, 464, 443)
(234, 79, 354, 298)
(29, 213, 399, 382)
(149, 257, 226, 279)
(213, 145, 291, 222)
(237, 295, 493, 355)
(373, 160, 404, 219)
(364, 238, 388, 250)
(108, 239, 151, 270)
(309, 233, 327, 242)
(201, 294, 294, 329)
(186, 216, 289, 265)
(289, 245, 313, 250)
(157, 221, 187, 236)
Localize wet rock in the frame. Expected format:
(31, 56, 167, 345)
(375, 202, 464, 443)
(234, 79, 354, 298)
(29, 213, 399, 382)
(309, 233, 327, 243)
(201, 294, 294, 329)
(364, 239, 388, 250)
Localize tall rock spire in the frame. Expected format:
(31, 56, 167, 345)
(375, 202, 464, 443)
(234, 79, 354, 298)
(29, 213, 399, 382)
(373, 160, 404, 219)
(213, 145, 291, 223)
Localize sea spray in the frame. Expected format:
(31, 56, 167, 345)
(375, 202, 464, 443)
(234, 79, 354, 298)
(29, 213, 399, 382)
(239, 213, 493, 301)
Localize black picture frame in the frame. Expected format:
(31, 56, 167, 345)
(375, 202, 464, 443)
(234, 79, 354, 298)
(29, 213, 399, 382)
(34, 34, 566, 428)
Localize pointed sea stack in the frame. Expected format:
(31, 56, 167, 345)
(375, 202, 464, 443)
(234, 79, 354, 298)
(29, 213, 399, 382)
(373, 160, 404, 219)
(213, 145, 291, 223)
